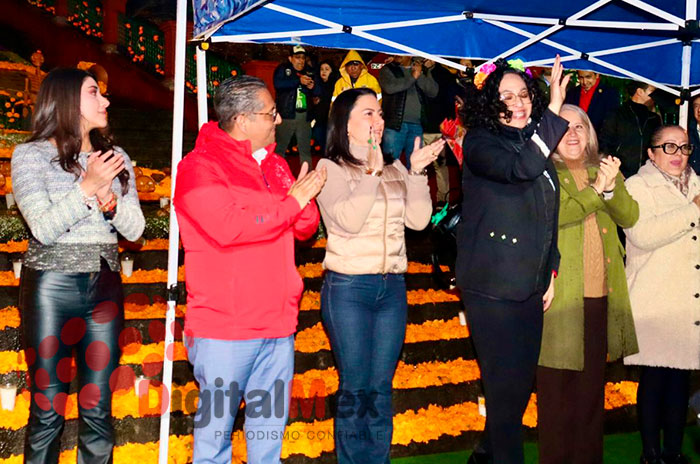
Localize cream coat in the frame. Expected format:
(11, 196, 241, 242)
(317, 151, 432, 275)
(623, 161, 700, 369)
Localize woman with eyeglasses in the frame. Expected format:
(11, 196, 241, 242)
(455, 56, 570, 464)
(536, 104, 639, 464)
(623, 125, 698, 464)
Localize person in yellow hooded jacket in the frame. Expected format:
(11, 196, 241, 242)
(332, 50, 382, 102)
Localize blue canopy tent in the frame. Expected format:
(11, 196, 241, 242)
(158, 1, 700, 461)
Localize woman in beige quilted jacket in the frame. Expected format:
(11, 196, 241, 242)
(624, 125, 700, 464)
(316, 87, 443, 464)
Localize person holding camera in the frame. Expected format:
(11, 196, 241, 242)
(274, 45, 321, 168)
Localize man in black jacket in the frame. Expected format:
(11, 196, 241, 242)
(378, 55, 438, 169)
(273, 45, 319, 167)
(564, 70, 620, 134)
(599, 81, 661, 179)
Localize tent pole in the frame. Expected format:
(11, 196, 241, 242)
(196, 46, 209, 127)
(621, 0, 685, 26)
(158, 0, 188, 461)
(480, 0, 611, 65)
(483, 18, 680, 96)
(680, 43, 691, 129)
(680, 0, 698, 129)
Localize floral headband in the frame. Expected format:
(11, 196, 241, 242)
(473, 59, 533, 90)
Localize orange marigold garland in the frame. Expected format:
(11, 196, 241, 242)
(295, 318, 470, 354)
(297, 262, 450, 279)
(0, 306, 20, 330)
(0, 350, 26, 374)
(604, 381, 638, 410)
(299, 291, 321, 311)
(311, 238, 327, 248)
(407, 289, 460, 305)
(119, 341, 188, 365)
(294, 323, 329, 353)
(0, 240, 27, 253)
(405, 317, 469, 343)
(124, 303, 186, 320)
(0, 390, 30, 431)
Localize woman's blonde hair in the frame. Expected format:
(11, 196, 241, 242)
(552, 104, 601, 167)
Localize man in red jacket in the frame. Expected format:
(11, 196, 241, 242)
(174, 75, 325, 464)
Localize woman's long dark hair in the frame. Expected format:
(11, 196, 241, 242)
(28, 68, 129, 194)
(461, 59, 546, 134)
(325, 87, 393, 166)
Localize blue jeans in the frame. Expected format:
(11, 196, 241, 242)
(186, 335, 294, 464)
(321, 271, 407, 464)
(381, 122, 423, 169)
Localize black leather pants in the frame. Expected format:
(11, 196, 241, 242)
(20, 259, 124, 464)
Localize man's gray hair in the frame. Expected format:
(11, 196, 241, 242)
(214, 76, 268, 131)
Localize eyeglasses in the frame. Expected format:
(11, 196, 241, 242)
(250, 108, 279, 120)
(499, 89, 531, 105)
(650, 142, 695, 156)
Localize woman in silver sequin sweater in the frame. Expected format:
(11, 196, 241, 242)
(11, 68, 144, 464)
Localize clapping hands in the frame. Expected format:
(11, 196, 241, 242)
(592, 156, 621, 194)
(288, 162, 327, 209)
(409, 137, 445, 173)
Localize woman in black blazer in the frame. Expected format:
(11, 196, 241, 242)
(457, 56, 570, 464)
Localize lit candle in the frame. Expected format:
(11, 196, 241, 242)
(134, 375, 148, 397)
(478, 395, 486, 417)
(12, 259, 22, 279)
(0, 383, 17, 411)
(121, 255, 133, 277)
(458, 310, 467, 326)
(159, 197, 170, 208)
(5, 193, 15, 209)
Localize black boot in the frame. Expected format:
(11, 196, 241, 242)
(467, 451, 491, 464)
(661, 453, 689, 464)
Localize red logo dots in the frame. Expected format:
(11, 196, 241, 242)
(148, 320, 165, 343)
(92, 301, 119, 324)
(56, 357, 77, 383)
(79, 383, 101, 410)
(118, 327, 142, 356)
(34, 368, 50, 391)
(85, 341, 111, 371)
(34, 392, 51, 411)
(53, 392, 68, 416)
(23, 347, 36, 367)
(60, 317, 86, 346)
(38, 335, 59, 359)
(109, 365, 135, 392)
(142, 353, 162, 377)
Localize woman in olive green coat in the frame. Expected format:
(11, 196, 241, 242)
(536, 104, 639, 464)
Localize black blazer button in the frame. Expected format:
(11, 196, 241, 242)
(695, 293, 700, 298)
(696, 321, 700, 326)
(696, 265, 700, 270)
(692, 222, 696, 227)
(693, 236, 698, 241)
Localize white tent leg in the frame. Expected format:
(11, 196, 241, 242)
(680, 0, 698, 129)
(158, 0, 188, 461)
(680, 42, 691, 129)
(196, 46, 209, 127)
